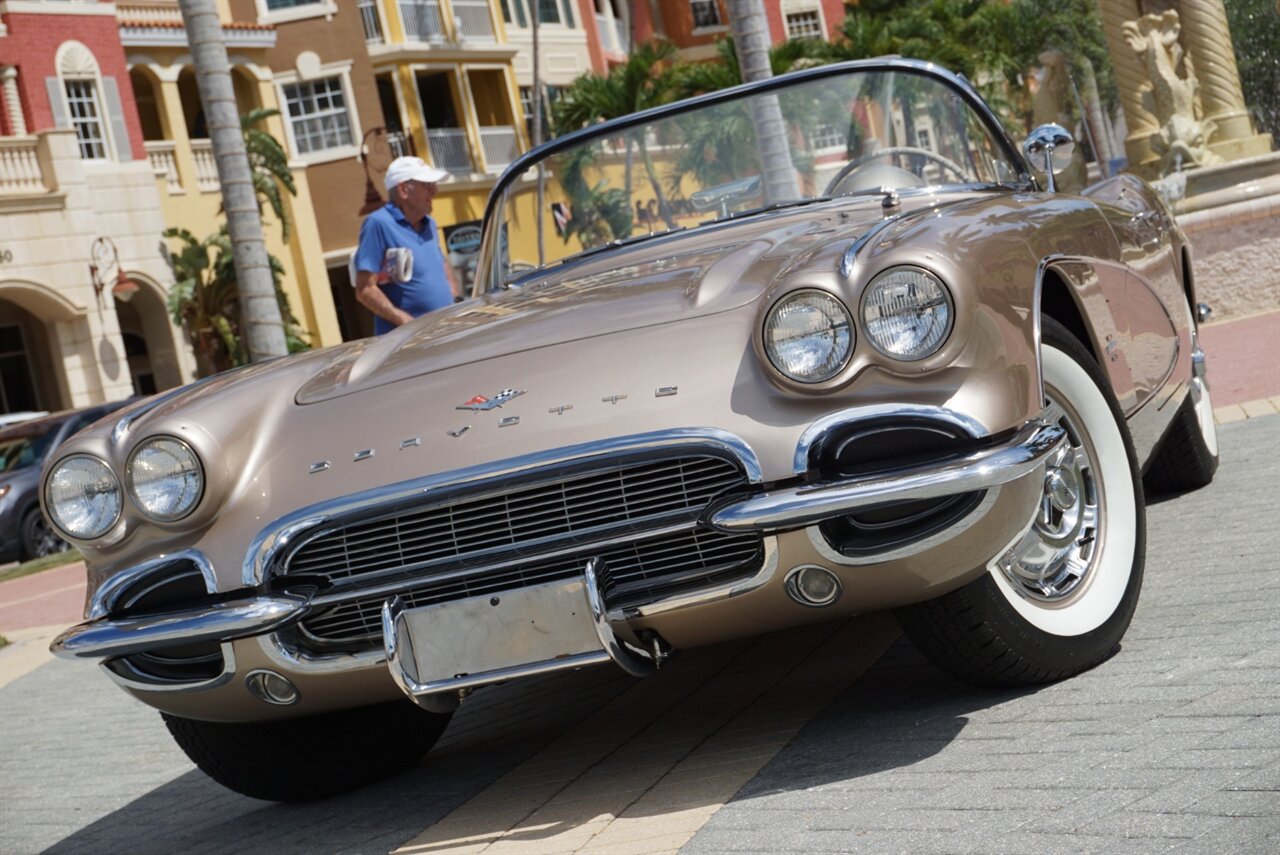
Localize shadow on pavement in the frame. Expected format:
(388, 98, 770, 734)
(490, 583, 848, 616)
(45, 626, 1037, 855)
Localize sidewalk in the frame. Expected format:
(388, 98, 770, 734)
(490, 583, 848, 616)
(1199, 309, 1280, 422)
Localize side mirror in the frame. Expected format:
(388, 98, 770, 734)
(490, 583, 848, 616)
(1023, 124, 1075, 193)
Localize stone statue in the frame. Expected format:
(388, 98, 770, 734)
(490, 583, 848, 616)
(1123, 9, 1221, 173)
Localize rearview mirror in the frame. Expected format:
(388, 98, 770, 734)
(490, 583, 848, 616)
(1023, 124, 1075, 192)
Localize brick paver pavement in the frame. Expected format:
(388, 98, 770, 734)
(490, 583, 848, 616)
(0, 416, 1275, 854)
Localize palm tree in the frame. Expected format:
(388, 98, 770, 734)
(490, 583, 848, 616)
(240, 108, 296, 242)
(177, 0, 286, 363)
(725, 0, 801, 203)
(552, 40, 681, 229)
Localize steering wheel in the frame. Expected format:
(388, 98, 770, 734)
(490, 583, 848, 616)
(824, 146, 969, 196)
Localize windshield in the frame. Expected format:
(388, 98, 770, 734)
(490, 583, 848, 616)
(482, 65, 1021, 291)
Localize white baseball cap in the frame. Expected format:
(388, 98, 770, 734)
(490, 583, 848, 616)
(384, 156, 450, 191)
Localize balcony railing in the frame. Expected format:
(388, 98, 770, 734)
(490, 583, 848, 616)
(426, 128, 472, 175)
(478, 126, 518, 173)
(0, 136, 46, 195)
(358, 0, 384, 44)
(452, 0, 495, 41)
(115, 1, 184, 25)
(144, 140, 183, 194)
(189, 139, 220, 192)
(399, 0, 446, 42)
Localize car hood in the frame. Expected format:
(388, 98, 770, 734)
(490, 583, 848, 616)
(296, 199, 894, 404)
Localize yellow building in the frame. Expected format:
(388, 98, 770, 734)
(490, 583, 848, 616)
(120, 1, 340, 353)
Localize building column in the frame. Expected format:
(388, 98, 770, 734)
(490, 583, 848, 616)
(1098, 0, 1161, 176)
(2, 66, 27, 135)
(1175, 0, 1273, 160)
(156, 68, 198, 195)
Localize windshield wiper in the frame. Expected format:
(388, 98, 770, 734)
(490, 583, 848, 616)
(703, 196, 831, 224)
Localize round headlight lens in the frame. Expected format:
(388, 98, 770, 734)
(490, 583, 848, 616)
(45, 455, 121, 539)
(763, 290, 853, 383)
(127, 437, 203, 521)
(861, 266, 953, 360)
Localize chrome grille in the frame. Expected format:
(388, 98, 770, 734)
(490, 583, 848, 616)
(285, 455, 747, 583)
(279, 453, 762, 646)
(299, 528, 763, 643)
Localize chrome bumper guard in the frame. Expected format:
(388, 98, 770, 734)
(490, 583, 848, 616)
(708, 419, 1066, 533)
(382, 558, 654, 711)
(50, 595, 307, 660)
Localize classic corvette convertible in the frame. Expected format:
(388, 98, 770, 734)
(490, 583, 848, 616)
(45, 59, 1218, 801)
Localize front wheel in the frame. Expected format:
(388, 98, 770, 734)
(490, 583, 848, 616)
(896, 318, 1145, 686)
(163, 699, 451, 802)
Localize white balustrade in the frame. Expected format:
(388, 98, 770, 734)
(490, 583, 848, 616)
(189, 139, 220, 192)
(478, 126, 518, 173)
(0, 136, 46, 195)
(426, 128, 473, 175)
(386, 131, 413, 159)
(115, 1, 185, 25)
(399, 0, 446, 42)
(452, 0, 495, 41)
(145, 140, 183, 194)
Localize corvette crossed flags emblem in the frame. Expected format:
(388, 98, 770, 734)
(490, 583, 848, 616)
(455, 388, 525, 411)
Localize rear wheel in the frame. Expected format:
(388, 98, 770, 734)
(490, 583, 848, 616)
(896, 318, 1144, 686)
(163, 699, 451, 802)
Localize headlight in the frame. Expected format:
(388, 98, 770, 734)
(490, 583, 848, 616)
(861, 266, 953, 360)
(763, 290, 853, 383)
(44, 455, 122, 539)
(127, 437, 203, 521)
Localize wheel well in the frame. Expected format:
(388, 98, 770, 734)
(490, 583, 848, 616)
(1039, 269, 1098, 364)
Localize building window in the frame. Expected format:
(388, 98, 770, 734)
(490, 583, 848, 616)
(357, 0, 383, 43)
(64, 79, 108, 160)
(267, 0, 322, 9)
(809, 122, 843, 151)
(785, 10, 822, 40)
(282, 76, 353, 154)
(690, 0, 720, 28)
(535, 0, 560, 24)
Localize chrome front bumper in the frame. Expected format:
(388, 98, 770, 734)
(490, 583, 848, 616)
(50, 417, 1064, 664)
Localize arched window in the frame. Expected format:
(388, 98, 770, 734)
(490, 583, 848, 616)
(55, 42, 113, 160)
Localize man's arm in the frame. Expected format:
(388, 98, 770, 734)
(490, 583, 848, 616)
(355, 270, 414, 327)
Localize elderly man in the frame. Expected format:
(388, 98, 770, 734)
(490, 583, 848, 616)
(354, 156, 460, 334)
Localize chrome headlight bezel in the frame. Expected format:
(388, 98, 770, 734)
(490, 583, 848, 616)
(763, 289, 855, 384)
(43, 454, 123, 540)
(859, 265, 954, 362)
(126, 436, 205, 522)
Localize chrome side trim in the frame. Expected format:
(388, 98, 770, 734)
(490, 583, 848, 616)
(804, 488, 1002, 566)
(87, 549, 217, 621)
(243, 428, 765, 586)
(713, 418, 1064, 533)
(608, 536, 780, 621)
(100, 642, 237, 694)
(792, 405, 989, 476)
(51, 595, 308, 660)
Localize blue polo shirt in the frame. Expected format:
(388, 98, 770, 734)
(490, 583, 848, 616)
(355, 203, 453, 334)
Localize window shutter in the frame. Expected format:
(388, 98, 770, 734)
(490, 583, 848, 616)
(45, 77, 70, 128)
(101, 77, 134, 161)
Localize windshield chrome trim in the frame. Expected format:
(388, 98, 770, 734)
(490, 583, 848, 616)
(242, 428, 765, 587)
(481, 58, 1033, 287)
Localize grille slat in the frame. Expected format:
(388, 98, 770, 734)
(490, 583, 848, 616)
(280, 454, 760, 646)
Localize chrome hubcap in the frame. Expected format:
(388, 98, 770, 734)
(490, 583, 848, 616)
(998, 398, 1102, 601)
